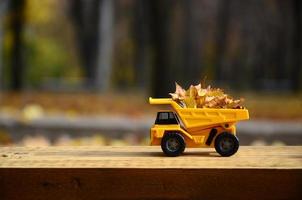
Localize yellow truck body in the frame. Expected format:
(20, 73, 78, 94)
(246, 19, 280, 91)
(149, 97, 249, 156)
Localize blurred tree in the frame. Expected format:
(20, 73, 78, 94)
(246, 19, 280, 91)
(0, 0, 300, 93)
(0, 0, 9, 89)
(214, 0, 232, 82)
(22, 0, 82, 89)
(183, 0, 203, 85)
(291, 0, 302, 91)
(112, 1, 136, 89)
(7, 0, 26, 91)
(69, 0, 100, 89)
(133, 0, 150, 89)
(96, 0, 114, 91)
(149, 0, 173, 97)
(69, 0, 114, 91)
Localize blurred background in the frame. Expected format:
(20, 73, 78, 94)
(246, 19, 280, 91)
(0, 0, 301, 147)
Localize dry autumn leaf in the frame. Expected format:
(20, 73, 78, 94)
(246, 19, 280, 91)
(169, 82, 244, 109)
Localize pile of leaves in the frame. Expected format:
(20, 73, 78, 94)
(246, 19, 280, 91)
(169, 82, 244, 109)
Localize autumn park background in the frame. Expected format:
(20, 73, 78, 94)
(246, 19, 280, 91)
(0, 0, 301, 146)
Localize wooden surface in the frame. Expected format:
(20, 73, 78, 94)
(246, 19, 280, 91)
(0, 146, 301, 168)
(0, 146, 302, 200)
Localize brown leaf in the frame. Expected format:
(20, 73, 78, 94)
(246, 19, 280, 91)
(169, 81, 244, 109)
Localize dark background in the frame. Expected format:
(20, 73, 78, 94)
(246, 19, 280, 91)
(0, 0, 301, 146)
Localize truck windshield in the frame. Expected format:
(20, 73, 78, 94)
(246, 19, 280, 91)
(155, 112, 179, 125)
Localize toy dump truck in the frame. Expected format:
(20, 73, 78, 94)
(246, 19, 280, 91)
(149, 98, 249, 157)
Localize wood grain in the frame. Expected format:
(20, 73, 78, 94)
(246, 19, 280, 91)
(0, 146, 301, 168)
(0, 146, 301, 200)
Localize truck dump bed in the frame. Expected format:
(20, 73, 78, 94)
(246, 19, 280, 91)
(149, 98, 249, 130)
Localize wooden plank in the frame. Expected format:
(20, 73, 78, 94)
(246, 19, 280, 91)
(0, 146, 301, 168)
(0, 146, 302, 200)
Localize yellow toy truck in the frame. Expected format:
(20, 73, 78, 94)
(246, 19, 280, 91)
(149, 98, 249, 157)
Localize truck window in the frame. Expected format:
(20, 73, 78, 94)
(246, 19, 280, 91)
(155, 112, 179, 125)
(159, 112, 169, 120)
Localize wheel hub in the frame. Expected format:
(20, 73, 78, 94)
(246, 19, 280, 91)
(220, 138, 234, 152)
(166, 138, 180, 152)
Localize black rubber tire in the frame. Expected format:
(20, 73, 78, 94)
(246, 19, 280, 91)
(214, 132, 239, 157)
(161, 132, 186, 157)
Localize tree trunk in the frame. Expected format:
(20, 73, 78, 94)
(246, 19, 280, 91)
(0, 0, 9, 90)
(95, 0, 114, 91)
(183, 0, 202, 85)
(9, 0, 26, 91)
(149, 0, 172, 97)
(291, 0, 302, 91)
(69, 0, 101, 89)
(133, 0, 150, 90)
(214, 0, 232, 82)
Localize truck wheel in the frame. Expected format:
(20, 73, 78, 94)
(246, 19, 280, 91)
(161, 132, 185, 157)
(214, 132, 239, 157)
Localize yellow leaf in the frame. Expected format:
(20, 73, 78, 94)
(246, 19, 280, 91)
(198, 89, 207, 97)
(188, 85, 197, 98)
(194, 83, 201, 91)
(183, 97, 196, 108)
(175, 82, 186, 98)
(169, 93, 179, 100)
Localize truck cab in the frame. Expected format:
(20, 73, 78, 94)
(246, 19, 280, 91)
(150, 111, 189, 156)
